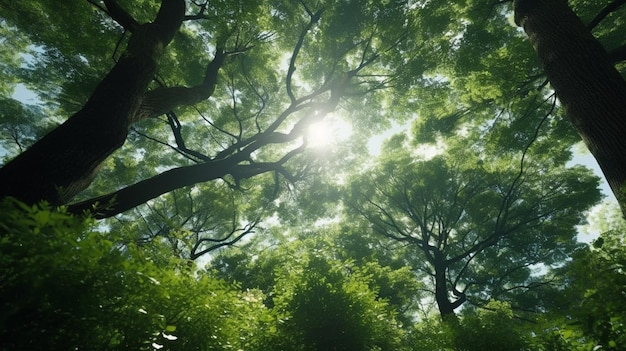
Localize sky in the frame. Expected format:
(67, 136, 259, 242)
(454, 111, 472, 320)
(9, 74, 617, 244)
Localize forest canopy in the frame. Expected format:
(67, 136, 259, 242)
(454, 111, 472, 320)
(1, 0, 626, 350)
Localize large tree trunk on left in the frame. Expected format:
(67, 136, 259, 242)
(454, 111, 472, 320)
(0, 0, 185, 206)
(514, 0, 626, 215)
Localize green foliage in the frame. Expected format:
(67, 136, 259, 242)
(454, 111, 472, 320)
(0, 97, 51, 156)
(408, 316, 456, 351)
(213, 229, 416, 350)
(267, 255, 407, 351)
(525, 206, 626, 350)
(559, 233, 626, 349)
(453, 301, 530, 351)
(1, 0, 625, 349)
(347, 131, 601, 315)
(0, 199, 271, 350)
(102, 178, 278, 261)
(408, 301, 530, 351)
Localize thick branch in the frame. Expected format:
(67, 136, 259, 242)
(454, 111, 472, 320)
(67, 158, 236, 218)
(0, 0, 185, 206)
(151, 0, 186, 44)
(608, 44, 626, 64)
(67, 157, 296, 218)
(103, 0, 140, 31)
(586, 0, 626, 30)
(134, 50, 228, 122)
(184, 0, 210, 21)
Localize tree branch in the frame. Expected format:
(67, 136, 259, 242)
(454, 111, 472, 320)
(286, 8, 324, 102)
(151, 0, 186, 44)
(608, 44, 626, 64)
(586, 0, 626, 30)
(67, 157, 236, 218)
(103, 0, 140, 31)
(130, 126, 201, 163)
(0, 0, 185, 206)
(134, 50, 228, 122)
(67, 153, 300, 218)
(165, 112, 212, 162)
(184, 0, 210, 21)
(190, 221, 258, 260)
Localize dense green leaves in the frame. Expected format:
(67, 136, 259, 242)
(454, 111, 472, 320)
(0, 200, 414, 350)
(552, 209, 626, 349)
(0, 198, 276, 351)
(212, 229, 415, 351)
(347, 131, 601, 316)
(2, 0, 626, 349)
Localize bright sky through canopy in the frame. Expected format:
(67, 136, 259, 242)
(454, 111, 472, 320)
(305, 112, 352, 149)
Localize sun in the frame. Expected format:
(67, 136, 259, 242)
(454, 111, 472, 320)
(305, 113, 353, 149)
(307, 121, 334, 147)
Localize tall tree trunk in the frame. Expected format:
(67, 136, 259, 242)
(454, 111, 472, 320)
(514, 0, 626, 216)
(0, 0, 185, 206)
(433, 251, 465, 320)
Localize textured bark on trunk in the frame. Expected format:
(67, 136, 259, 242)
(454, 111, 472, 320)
(514, 0, 626, 215)
(0, 0, 185, 206)
(133, 50, 227, 122)
(433, 251, 465, 320)
(434, 268, 456, 318)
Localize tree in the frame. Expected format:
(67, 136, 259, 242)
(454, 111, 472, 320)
(0, 0, 410, 218)
(0, 198, 271, 351)
(0, 0, 187, 208)
(107, 180, 274, 261)
(266, 255, 408, 351)
(513, 0, 626, 215)
(347, 130, 601, 319)
(2, 1, 625, 347)
(531, 203, 626, 350)
(452, 300, 531, 351)
(211, 228, 416, 351)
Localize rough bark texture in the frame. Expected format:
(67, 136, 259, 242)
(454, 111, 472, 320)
(134, 50, 227, 122)
(433, 250, 465, 319)
(514, 0, 626, 215)
(66, 130, 301, 218)
(0, 0, 185, 206)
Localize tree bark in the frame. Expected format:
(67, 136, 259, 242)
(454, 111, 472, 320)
(66, 160, 270, 219)
(433, 251, 465, 320)
(514, 0, 626, 216)
(133, 49, 227, 122)
(0, 0, 185, 206)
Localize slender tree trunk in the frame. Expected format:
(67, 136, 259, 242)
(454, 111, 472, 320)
(0, 0, 185, 206)
(514, 0, 626, 216)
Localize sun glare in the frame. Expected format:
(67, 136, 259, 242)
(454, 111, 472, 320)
(306, 113, 353, 149)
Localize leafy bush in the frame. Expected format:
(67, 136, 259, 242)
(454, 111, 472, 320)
(0, 199, 270, 350)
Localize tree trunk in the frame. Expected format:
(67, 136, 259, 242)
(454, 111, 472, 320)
(0, 0, 185, 206)
(433, 251, 465, 320)
(434, 268, 455, 319)
(514, 0, 626, 216)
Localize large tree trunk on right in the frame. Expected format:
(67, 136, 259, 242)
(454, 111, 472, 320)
(514, 0, 626, 216)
